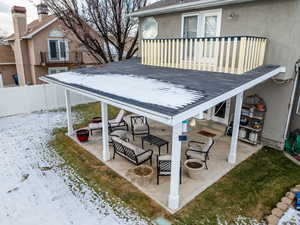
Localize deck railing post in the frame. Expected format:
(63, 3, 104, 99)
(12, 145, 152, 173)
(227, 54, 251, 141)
(168, 122, 182, 211)
(228, 92, 244, 164)
(101, 102, 110, 161)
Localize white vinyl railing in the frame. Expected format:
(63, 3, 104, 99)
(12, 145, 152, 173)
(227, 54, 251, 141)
(141, 36, 267, 74)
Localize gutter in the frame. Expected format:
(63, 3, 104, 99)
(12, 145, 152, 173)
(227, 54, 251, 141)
(129, 0, 255, 17)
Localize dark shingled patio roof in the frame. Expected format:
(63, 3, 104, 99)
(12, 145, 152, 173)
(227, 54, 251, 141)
(41, 58, 281, 119)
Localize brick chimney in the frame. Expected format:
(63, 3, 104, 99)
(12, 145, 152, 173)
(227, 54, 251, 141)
(11, 6, 27, 38)
(37, 3, 49, 22)
(11, 6, 31, 86)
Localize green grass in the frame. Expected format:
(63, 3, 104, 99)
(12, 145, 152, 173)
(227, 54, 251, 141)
(174, 147, 300, 224)
(49, 102, 300, 224)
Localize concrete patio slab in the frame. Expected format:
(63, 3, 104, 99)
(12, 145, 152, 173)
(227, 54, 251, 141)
(70, 116, 261, 213)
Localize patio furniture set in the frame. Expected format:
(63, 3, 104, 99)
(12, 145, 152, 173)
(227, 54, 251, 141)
(83, 109, 215, 183)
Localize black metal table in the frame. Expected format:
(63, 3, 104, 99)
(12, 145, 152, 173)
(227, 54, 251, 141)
(142, 134, 169, 155)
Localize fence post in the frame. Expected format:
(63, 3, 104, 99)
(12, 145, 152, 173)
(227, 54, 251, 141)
(237, 37, 247, 74)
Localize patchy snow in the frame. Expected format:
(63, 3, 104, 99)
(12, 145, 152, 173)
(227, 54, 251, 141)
(0, 112, 148, 225)
(48, 72, 204, 109)
(278, 208, 300, 225)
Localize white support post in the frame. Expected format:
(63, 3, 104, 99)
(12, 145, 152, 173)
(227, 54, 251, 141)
(65, 89, 73, 136)
(101, 102, 110, 161)
(168, 122, 182, 211)
(228, 92, 244, 164)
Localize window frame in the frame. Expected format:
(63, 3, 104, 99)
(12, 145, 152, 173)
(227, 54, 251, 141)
(47, 38, 69, 62)
(181, 9, 222, 38)
(48, 67, 68, 74)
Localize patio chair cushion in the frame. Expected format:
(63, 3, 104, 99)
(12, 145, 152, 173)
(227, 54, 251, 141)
(185, 150, 205, 161)
(133, 124, 148, 132)
(189, 138, 213, 152)
(110, 130, 130, 141)
(158, 154, 171, 161)
(89, 122, 102, 129)
(112, 109, 126, 124)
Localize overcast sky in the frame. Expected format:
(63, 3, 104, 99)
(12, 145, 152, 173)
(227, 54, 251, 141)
(0, 0, 39, 35)
(0, 0, 157, 36)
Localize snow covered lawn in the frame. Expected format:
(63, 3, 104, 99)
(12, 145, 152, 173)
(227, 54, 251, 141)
(0, 112, 147, 225)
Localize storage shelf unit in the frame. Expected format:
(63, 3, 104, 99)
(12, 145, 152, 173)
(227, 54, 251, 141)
(238, 95, 266, 145)
(226, 94, 266, 145)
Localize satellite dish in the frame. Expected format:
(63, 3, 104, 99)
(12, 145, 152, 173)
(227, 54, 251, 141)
(141, 17, 158, 39)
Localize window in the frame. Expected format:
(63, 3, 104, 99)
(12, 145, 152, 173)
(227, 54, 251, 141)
(49, 29, 64, 38)
(48, 67, 68, 74)
(183, 15, 198, 38)
(141, 17, 158, 39)
(48, 39, 69, 61)
(204, 15, 218, 37)
(181, 9, 222, 38)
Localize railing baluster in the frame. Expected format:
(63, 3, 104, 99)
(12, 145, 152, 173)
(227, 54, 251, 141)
(172, 39, 175, 67)
(225, 37, 231, 73)
(168, 40, 171, 67)
(176, 39, 180, 68)
(193, 39, 197, 70)
(245, 38, 251, 71)
(180, 39, 184, 68)
(219, 38, 225, 72)
(237, 37, 246, 74)
(184, 39, 188, 69)
(231, 37, 238, 73)
(213, 38, 220, 72)
(198, 39, 204, 70)
(164, 40, 167, 67)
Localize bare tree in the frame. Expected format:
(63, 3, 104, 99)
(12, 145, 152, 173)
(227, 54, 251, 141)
(44, 0, 146, 63)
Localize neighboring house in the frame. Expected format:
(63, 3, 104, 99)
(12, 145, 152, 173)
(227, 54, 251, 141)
(1, 4, 97, 87)
(130, 0, 300, 150)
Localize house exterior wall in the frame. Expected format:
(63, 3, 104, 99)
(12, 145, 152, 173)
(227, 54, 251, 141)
(139, 0, 300, 149)
(0, 44, 17, 86)
(0, 65, 17, 86)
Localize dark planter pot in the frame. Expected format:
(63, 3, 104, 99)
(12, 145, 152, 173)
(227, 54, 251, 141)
(76, 129, 89, 142)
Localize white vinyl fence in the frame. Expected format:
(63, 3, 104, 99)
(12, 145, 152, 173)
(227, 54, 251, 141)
(0, 84, 96, 117)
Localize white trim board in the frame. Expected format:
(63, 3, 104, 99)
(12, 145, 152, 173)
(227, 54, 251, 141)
(129, 0, 255, 17)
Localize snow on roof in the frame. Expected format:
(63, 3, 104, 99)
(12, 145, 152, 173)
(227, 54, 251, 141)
(48, 72, 204, 110)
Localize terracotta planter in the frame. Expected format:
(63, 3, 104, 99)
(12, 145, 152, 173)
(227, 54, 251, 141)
(76, 129, 89, 142)
(128, 165, 154, 186)
(184, 159, 204, 180)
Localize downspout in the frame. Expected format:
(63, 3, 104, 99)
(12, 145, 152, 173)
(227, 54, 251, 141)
(283, 59, 300, 142)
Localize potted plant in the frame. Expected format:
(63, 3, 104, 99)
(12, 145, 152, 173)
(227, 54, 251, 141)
(184, 159, 204, 180)
(128, 165, 154, 186)
(76, 129, 90, 142)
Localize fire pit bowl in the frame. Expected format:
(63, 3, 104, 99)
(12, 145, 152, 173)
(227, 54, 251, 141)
(184, 159, 204, 180)
(128, 165, 154, 186)
(76, 129, 90, 142)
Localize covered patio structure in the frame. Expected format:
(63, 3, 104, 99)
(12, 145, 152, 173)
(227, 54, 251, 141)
(40, 58, 285, 212)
